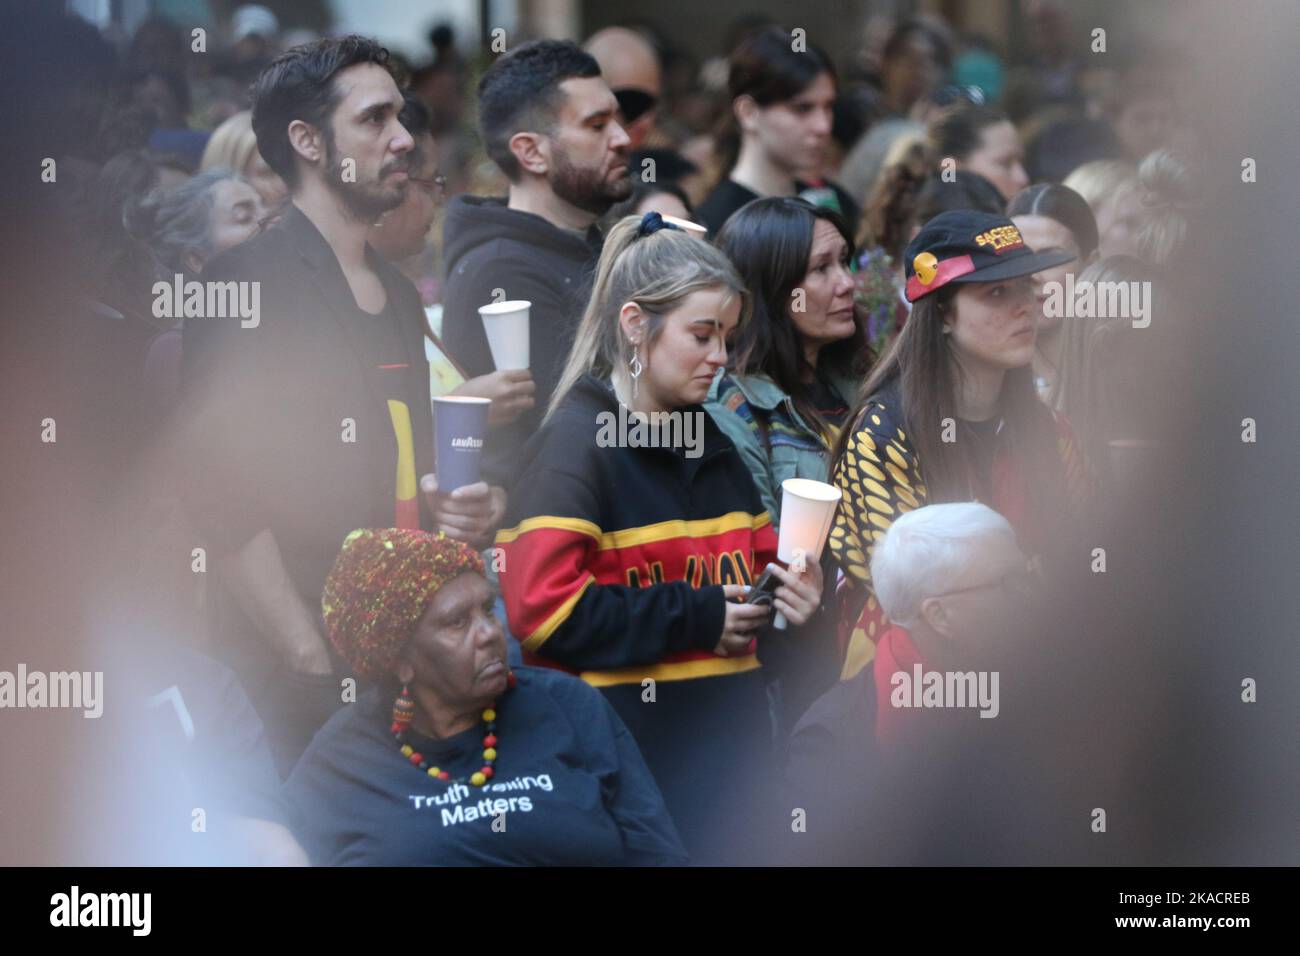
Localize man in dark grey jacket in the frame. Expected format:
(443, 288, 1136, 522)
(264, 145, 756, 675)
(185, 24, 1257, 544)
(441, 39, 631, 484)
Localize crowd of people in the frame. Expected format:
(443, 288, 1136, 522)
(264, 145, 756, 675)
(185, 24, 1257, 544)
(35, 3, 1205, 866)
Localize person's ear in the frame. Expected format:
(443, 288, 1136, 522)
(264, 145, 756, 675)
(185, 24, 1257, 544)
(286, 119, 324, 169)
(939, 299, 954, 335)
(508, 131, 549, 177)
(618, 301, 646, 347)
(733, 94, 761, 135)
(396, 660, 415, 686)
(182, 250, 204, 275)
(919, 595, 955, 637)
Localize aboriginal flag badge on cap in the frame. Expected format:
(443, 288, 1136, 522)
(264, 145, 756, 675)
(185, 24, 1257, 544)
(903, 210, 1077, 302)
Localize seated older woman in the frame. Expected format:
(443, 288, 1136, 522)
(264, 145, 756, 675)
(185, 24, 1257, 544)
(284, 528, 687, 866)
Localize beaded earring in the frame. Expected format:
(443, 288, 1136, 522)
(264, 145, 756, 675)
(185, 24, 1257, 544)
(392, 670, 520, 787)
(391, 684, 415, 734)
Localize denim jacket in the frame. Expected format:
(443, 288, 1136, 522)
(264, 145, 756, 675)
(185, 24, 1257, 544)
(704, 368, 859, 531)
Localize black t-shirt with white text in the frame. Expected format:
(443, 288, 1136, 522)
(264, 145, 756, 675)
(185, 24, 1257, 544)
(283, 667, 687, 865)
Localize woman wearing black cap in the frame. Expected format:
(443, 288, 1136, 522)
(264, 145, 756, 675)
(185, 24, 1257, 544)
(826, 210, 1093, 679)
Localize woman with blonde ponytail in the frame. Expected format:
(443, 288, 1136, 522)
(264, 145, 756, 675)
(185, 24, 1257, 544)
(498, 212, 824, 863)
(1133, 148, 1198, 266)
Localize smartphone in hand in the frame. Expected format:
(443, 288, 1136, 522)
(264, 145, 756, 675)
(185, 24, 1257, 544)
(744, 563, 781, 606)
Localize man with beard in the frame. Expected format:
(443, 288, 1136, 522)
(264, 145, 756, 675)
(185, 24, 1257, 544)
(179, 37, 506, 774)
(441, 40, 631, 483)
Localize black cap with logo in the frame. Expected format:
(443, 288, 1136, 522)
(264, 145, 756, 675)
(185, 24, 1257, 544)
(903, 210, 1076, 302)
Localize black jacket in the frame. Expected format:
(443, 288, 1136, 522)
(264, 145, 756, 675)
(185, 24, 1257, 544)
(778, 662, 879, 864)
(495, 373, 780, 678)
(439, 196, 602, 484)
(178, 204, 434, 689)
(494, 374, 785, 863)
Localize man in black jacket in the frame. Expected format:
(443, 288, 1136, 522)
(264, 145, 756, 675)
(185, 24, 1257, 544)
(441, 40, 631, 483)
(179, 37, 504, 774)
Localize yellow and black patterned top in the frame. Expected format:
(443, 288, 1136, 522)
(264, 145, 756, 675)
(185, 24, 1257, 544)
(829, 381, 1092, 679)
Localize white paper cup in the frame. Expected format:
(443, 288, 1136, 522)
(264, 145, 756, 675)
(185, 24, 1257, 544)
(777, 478, 843, 565)
(661, 215, 709, 237)
(771, 478, 842, 630)
(478, 300, 531, 370)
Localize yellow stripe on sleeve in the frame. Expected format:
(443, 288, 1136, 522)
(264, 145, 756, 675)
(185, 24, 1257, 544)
(494, 515, 603, 546)
(519, 575, 597, 652)
(580, 654, 762, 687)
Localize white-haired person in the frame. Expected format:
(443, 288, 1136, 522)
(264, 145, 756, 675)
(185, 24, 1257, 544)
(786, 501, 1036, 781)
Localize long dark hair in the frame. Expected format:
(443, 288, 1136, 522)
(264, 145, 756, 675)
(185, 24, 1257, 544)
(829, 284, 1064, 513)
(715, 197, 873, 436)
(715, 25, 836, 179)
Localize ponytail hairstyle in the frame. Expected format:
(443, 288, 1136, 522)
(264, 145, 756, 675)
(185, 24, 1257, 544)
(1134, 148, 1197, 266)
(548, 214, 751, 419)
(829, 279, 1063, 513)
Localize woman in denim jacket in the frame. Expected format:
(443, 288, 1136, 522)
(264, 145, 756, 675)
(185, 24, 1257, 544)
(704, 197, 874, 531)
(704, 197, 875, 727)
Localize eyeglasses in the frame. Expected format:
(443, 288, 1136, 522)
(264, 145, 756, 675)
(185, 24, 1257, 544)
(935, 560, 1041, 601)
